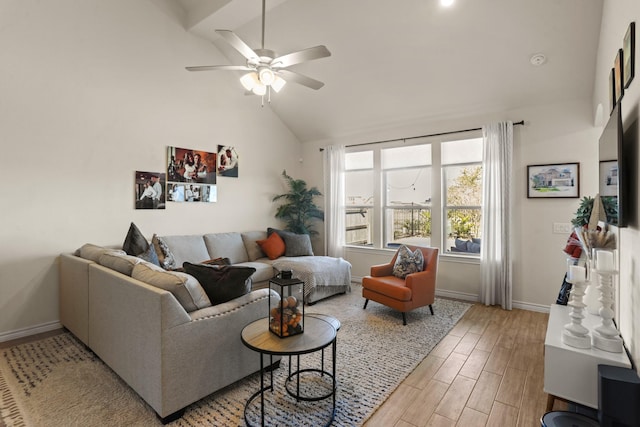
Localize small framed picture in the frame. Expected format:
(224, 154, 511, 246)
(614, 48, 624, 104)
(599, 160, 618, 197)
(527, 162, 580, 199)
(624, 22, 635, 88)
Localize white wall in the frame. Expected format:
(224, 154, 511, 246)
(0, 0, 302, 340)
(302, 98, 601, 311)
(594, 0, 640, 366)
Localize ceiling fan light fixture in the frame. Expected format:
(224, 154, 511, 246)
(252, 82, 267, 96)
(240, 72, 259, 91)
(258, 67, 275, 85)
(271, 75, 286, 93)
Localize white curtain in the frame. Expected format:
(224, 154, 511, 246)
(323, 145, 346, 258)
(480, 121, 513, 309)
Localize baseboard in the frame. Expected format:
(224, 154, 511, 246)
(0, 320, 62, 343)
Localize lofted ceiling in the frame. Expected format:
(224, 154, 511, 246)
(173, 0, 603, 143)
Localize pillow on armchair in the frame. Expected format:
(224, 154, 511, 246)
(392, 245, 425, 278)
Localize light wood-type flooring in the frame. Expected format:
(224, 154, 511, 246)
(1, 303, 565, 426)
(364, 303, 567, 427)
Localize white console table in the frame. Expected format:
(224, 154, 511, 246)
(544, 304, 631, 410)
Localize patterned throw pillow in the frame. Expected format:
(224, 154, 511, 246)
(392, 245, 425, 279)
(152, 234, 177, 270)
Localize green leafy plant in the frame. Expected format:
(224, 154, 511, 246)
(273, 170, 324, 236)
(571, 196, 618, 227)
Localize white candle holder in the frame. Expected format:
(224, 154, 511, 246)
(592, 249, 623, 353)
(562, 265, 591, 348)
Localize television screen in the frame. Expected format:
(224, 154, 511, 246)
(599, 103, 626, 227)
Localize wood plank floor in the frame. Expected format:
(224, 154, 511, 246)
(364, 303, 567, 427)
(1, 304, 565, 426)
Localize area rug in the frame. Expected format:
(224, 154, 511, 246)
(0, 284, 470, 426)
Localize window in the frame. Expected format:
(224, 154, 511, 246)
(344, 135, 483, 256)
(383, 145, 432, 248)
(345, 151, 374, 246)
(442, 138, 483, 255)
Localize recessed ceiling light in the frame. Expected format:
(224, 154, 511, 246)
(530, 53, 547, 66)
(440, 0, 454, 7)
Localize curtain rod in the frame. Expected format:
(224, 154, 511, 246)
(319, 120, 524, 151)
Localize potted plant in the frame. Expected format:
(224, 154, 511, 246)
(273, 170, 324, 235)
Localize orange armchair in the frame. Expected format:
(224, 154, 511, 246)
(362, 245, 439, 325)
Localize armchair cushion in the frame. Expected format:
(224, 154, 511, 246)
(392, 245, 425, 278)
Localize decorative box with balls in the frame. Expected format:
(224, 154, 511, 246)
(268, 276, 304, 338)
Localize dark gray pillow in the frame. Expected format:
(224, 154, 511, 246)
(123, 222, 160, 266)
(183, 262, 255, 305)
(267, 228, 314, 257)
(123, 222, 148, 255)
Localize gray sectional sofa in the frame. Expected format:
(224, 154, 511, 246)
(58, 230, 351, 422)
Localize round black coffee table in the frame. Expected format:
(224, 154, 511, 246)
(241, 316, 338, 427)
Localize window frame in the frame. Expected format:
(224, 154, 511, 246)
(343, 132, 482, 259)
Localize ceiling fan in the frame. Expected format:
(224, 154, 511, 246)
(186, 0, 331, 100)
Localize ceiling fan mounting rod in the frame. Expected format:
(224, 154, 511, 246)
(261, 0, 266, 49)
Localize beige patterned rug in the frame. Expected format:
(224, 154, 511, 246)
(0, 284, 470, 426)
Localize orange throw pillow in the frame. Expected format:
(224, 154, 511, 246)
(256, 232, 286, 260)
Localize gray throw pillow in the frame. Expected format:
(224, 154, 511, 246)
(123, 222, 149, 256)
(392, 245, 425, 279)
(183, 262, 255, 306)
(267, 228, 314, 257)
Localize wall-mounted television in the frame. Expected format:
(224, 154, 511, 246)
(599, 103, 627, 227)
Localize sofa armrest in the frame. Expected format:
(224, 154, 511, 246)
(88, 263, 191, 417)
(59, 253, 93, 345)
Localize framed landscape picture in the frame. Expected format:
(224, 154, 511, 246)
(624, 22, 635, 88)
(527, 162, 580, 198)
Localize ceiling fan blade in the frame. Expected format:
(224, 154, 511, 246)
(186, 65, 252, 72)
(271, 45, 331, 69)
(278, 69, 325, 90)
(215, 30, 259, 61)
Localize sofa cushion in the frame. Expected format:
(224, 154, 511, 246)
(267, 228, 314, 257)
(78, 243, 125, 262)
(257, 232, 286, 260)
(98, 252, 142, 276)
(183, 262, 255, 306)
(392, 245, 425, 279)
(158, 235, 210, 267)
(204, 232, 249, 264)
(234, 261, 275, 283)
(152, 234, 177, 270)
(241, 231, 267, 261)
(131, 262, 211, 312)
